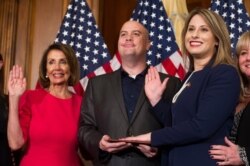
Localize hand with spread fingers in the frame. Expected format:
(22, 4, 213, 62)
(8, 65, 26, 97)
(145, 66, 168, 106)
(209, 137, 244, 165)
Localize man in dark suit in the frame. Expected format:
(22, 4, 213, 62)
(78, 20, 181, 166)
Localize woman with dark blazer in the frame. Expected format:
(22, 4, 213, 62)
(120, 8, 241, 166)
(210, 31, 250, 165)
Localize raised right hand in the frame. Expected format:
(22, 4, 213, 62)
(8, 65, 26, 96)
(145, 66, 168, 106)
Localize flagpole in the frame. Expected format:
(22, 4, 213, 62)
(244, 0, 250, 14)
(86, 0, 100, 24)
(162, 0, 188, 51)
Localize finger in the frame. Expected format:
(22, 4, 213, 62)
(15, 65, 20, 78)
(138, 144, 148, 148)
(99, 135, 111, 149)
(150, 66, 156, 77)
(149, 150, 157, 156)
(211, 145, 227, 151)
(162, 78, 169, 89)
(215, 155, 230, 166)
(153, 67, 160, 80)
(110, 141, 127, 147)
(110, 143, 131, 153)
(22, 78, 27, 87)
(138, 144, 157, 153)
(12, 65, 17, 79)
(19, 66, 24, 79)
(224, 137, 234, 147)
(100, 138, 127, 152)
(17, 66, 22, 78)
(145, 74, 149, 84)
(135, 146, 149, 155)
(145, 153, 154, 158)
(210, 154, 226, 161)
(216, 161, 227, 166)
(9, 70, 13, 81)
(148, 67, 154, 80)
(118, 136, 134, 142)
(209, 148, 226, 156)
(103, 135, 111, 141)
(137, 146, 156, 158)
(136, 144, 148, 151)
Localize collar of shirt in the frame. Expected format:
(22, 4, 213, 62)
(120, 66, 148, 79)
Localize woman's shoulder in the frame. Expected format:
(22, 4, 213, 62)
(205, 64, 239, 79)
(22, 88, 47, 99)
(196, 64, 240, 88)
(72, 92, 82, 101)
(208, 64, 240, 85)
(212, 64, 237, 72)
(24, 88, 46, 94)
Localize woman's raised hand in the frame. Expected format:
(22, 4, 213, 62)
(145, 66, 168, 106)
(8, 65, 26, 97)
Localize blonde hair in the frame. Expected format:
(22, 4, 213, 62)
(235, 31, 250, 101)
(181, 8, 235, 71)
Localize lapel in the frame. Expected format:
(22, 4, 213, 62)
(110, 69, 129, 123)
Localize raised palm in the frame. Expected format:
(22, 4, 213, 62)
(144, 66, 168, 106)
(8, 65, 26, 96)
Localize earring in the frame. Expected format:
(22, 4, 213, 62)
(45, 75, 48, 78)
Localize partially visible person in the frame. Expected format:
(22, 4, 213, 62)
(78, 20, 181, 166)
(120, 8, 241, 166)
(0, 53, 21, 166)
(7, 43, 83, 166)
(210, 31, 250, 166)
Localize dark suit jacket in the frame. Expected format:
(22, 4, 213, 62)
(237, 103, 250, 163)
(78, 68, 181, 166)
(0, 95, 21, 166)
(151, 64, 240, 166)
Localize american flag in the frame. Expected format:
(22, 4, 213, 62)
(210, 0, 250, 54)
(55, 0, 118, 95)
(130, 0, 185, 79)
(54, 0, 186, 95)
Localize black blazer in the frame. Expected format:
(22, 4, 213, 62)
(0, 95, 21, 166)
(151, 64, 240, 166)
(237, 103, 250, 163)
(78, 68, 181, 166)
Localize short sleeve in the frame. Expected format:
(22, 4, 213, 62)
(19, 91, 32, 142)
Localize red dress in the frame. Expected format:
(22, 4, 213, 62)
(18, 89, 82, 166)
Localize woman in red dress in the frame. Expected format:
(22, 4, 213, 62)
(7, 43, 83, 166)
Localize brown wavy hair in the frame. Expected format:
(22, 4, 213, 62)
(38, 43, 80, 88)
(181, 8, 235, 71)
